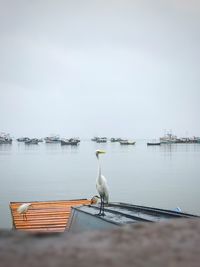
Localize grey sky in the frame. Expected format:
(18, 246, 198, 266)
(0, 0, 200, 138)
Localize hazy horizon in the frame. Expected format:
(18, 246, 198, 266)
(0, 0, 200, 139)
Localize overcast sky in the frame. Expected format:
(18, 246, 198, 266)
(0, 0, 200, 139)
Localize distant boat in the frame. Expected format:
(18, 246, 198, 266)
(96, 137, 107, 143)
(25, 138, 39, 145)
(160, 131, 200, 144)
(61, 138, 80, 146)
(44, 136, 61, 143)
(91, 137, 99, 141)
(17, 137, 30, 142)
(110, 138, 122, 142)
(120, 140, 135, 145)
(160, 131, 177, 144)
(0, 132, 12, 144)
(0, 139, 12, 144)
(147, 142, 161, 146)
(176, 137, 199, 144)
(91, 137, 107, 143)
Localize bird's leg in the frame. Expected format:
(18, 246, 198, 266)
(99, 197, 106, 216)
(99, 196, 103, 215)
(96, 196, 103, 216)
(101, 197, 105, 216)
(23, 213, 27, 221)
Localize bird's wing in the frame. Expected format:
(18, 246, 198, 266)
(103, 183, 109, 203)
(102, 175, 109, 203)
(17, 203, 31, 213)
(96, 175, 109, 203)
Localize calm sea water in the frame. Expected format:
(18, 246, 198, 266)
(1, 140, 200, 229)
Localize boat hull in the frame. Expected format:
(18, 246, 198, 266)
(67, 207, 117, 233)
(147, 142, 161, 146)
(67, 202, 199, 233)
(61, 140, 80, 145)
(120, 141, 135, 145)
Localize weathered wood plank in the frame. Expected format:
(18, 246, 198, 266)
(10, 199, 90, 233)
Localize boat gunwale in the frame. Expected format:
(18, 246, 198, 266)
(110, 202, 199, 218)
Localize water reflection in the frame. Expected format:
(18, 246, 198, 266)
(93, 142, 108, 148)
(61, 144, 80, 153)
(16, 142, 40, 154)
(159, 143, 200, 153)
(24, 144, 40, 150)
(0, 144, 12, 154)
(45, 143, 61, 149)
(1, 140, 200, 229)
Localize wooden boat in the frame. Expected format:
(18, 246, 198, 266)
(67, 202, 199, 233)
(120, 140, 135, 145)
(10, 199, 90, 233)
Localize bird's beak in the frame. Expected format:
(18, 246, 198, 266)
(98, 150, 106, 154)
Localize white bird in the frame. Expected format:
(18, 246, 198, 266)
(17, 203, 32, 221)
(95, 150, 109, 216)
(91, 195, 101, 205)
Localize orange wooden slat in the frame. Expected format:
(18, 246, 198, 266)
(10, 199, 90, 233)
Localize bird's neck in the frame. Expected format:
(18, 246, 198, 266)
(97, 157, 102, 179)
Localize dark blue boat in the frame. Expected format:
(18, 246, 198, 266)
(67, 202, 199, 233)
